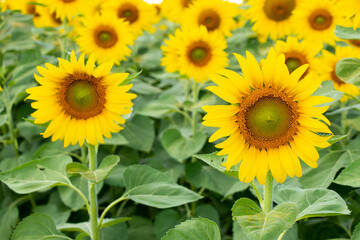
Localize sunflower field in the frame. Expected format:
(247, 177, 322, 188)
(2, 0, 360, 239)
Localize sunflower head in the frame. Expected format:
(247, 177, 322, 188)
(26, 52, 137, 147)
(161, 26, 228, 83)
(202, 49, 333, 184)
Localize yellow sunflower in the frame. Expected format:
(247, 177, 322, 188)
(33, 5, 62, 28)
(336, 0, 360, 30)
(246, 0, 297, 41)
(202, 49, 333, 184)
(42, 0, 86, 21)
(102, 0, 157, 36)
(161, 26, 228, 83)
(181, 0, 239, 37)
(274, 37, 322, 80)
(26, 52, 136, 147)
(292, 0, 343, 45)
(76, 14, 134, 65)
(161, 0, 196, 23)
(7, 0, 39, 15)
(314, 46, 360, 101)
(80, 0, 104, 18)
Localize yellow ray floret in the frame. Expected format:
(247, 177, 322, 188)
(202, 49, 333, 184)
(26, 52, 137, 147)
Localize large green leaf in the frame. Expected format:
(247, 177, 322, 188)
(66, 155, 120, 183)
(121, 115, 155, 152)
(12, 213, 71, 240)
(273, 186, 350, 220)
(0, 155, 72, 194)
(336, 58, 360, 87)
(352, 223, 360, 240)
(300, 151, 351, 189)
(186, 162, 247, 197)
(0, 206, 18, 240)
(234, 203, 299, 240)
(161, 217, 221, 240)
(123, 165, 202, 208)
(160, 128, 206, 162)
(334, 160, 360, 187)
(335, 25, 360, 40)
(232, 198, 262, 217)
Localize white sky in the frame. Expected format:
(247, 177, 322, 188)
(144, 0, 243, 4)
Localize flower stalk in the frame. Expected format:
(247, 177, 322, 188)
(264, 172, 274, 213)
(88, 144, 99, 240)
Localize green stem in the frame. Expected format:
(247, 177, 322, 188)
(250, 181, 264, 209)
(264, 172, 273, 212)
(88, 144, 99, 240)
(64, 183, 91, 214)
(3, 86, 19, 156)
(98, 196, 129, 227)
(191, 80, 199, 136)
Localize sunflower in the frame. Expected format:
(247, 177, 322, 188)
(26, 52, 136, 147)
(102, 0, 157, 36)
(161, 0, 196, 23)
(336, 0, 360, 30)
(274, 37, 322, 80)
(33, 5, 62, 28)
(314, 46, 360, 101)
(292, 0, 343, 45)
(7, 0, 39, 15)
(80, 0, 104, 18)
(0, 0, 8, 11)
(202, 49, 333, 184)
(75, 14, 134, 65)
(181, 0, 239, 37)
(161, 26, 228, 83)
(246, 0, 297, 41)
(43, 0, 86, 21)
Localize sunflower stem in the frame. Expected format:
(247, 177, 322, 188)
(263, 172, 273, 213)
(3, 85, 19, 156)
(250, 181, 264, 209)
(88, 144, 99, 240)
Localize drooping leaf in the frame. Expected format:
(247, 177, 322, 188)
(161, 217, 221, 240)
(273, 186, 350, 220)
(12, 213, 71, 240)
(235, 203, 299, 240)
(334, 160, 360, 187)
(0, 155, 72, 194)
(194, 152, 238, 177)
(123, 165, 202, 208)
(161, 128, 207, 162)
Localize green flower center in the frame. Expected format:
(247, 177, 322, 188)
(98, 31, 112, 43)
(308, 9, 332, 31)
(94, 26, 118, 49)
(285, 57, 301, 73)
(118, 4, 139, 24)
(66, 81, 98, 113)
(123, 10, 132, 18)
(247, 96, 292, 140)
(198, 9, 221, 31)
(191, 47, 207, 62)
(187, 41, 212, 66)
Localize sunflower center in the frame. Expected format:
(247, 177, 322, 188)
(308, 9, 332, 31)
(263, 0, 295, 22)
(94, 26, 118, 48)
(51, 12, 62, 24)
(59, 72, 106, 119)
(198, 9, 221, 31)
(182, 0, 193, 8)
(187, 41, 212, 66)
(284, 52, 309, 78)
(350, 39, 360, 47)
(118, 4, 139, 24)
(238, 87, 299, 149)
(62, 0, 76, 3)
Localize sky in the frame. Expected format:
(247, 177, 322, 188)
(144, 0, 243, 3)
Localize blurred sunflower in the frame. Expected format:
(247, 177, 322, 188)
(33, 5, 62, 28)
(43, 0, 85, 21)
(76, 14, 134, 65)
(274, 37, 322, 80)
(246, 0, 297, 41)
(202, 49, 333, 184)
(161, 26, 228, 83)
(181, 0, 239, 37)
(26, 52, 136, 147)
(336, 0, 360, 30)
(161, 0, 196, 23)
(80, 0, 104, 18)
(7, 0, 39, 15)
(314, 46, 360, 101)
(102, 0, 157, 36)
(0, 0, 8, 11)
(292, 0, 343, 45)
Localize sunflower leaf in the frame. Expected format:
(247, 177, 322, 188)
(328, 133, 349, 145)
(336, 58, 360, 87)
(234, 203, 298, 240)
(123, 165, 202, 208)
(335, 25, 360, 40)
(161, 217, 221, 240)
(333, 160, 360, 187)
(194, 152, 239, 177)
(120, 70, 142, 86)
(273, 186, 350, 220)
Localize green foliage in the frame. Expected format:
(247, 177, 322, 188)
(336, 58, 360, 87)
(335, 25, 360, 40)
